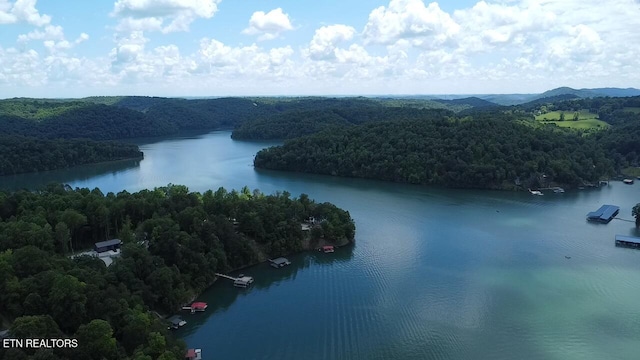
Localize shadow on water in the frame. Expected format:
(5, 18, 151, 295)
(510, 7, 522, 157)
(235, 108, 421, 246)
(0, 158, 142, 191)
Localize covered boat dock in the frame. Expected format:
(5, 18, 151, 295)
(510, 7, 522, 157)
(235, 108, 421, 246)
(615, 234, 640, 249)
(586, 205, 620, 223)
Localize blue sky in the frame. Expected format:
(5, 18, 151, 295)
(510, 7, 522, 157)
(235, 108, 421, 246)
(1, 0, 639, 98)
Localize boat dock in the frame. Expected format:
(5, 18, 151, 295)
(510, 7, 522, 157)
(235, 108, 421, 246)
(269, 257, 291, 268)
(615, 234, 640, 249)
(215, 273, 254, 288)
(586, 204, 620, 223)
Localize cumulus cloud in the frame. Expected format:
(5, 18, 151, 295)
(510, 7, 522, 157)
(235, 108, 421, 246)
(362, 0, 459, 48)
(112, 0, 221, 33)
(0, 0, 50, 26)
(242, 8, 293, 41)
(306, 24, 356, 60)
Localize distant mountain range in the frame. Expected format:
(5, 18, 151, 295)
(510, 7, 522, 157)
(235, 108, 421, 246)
(424, 87, 640, 106)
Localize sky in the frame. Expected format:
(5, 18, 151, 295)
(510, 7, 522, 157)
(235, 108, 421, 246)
(1, 0, 640, 98)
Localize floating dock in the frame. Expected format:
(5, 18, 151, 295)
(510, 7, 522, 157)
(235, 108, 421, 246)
(615, 234, 640, 249)
(586, 204, 620, 223)
(269, 257, 291, 268)
(215, 273, 254, 288)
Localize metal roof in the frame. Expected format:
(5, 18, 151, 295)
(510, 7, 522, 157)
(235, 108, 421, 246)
(94, 239, 122, 248)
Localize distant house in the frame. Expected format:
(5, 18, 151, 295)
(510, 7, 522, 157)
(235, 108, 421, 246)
(94, 239, 122, 253)
(168, 316, 186, 330)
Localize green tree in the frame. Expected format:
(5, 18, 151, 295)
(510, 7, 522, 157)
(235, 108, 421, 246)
(73, 319, 118, 360)
(573, 112, 579, 121)
(49, 274, 87, 333)
(559, 112, 565, 121)
(10, 315, 62, 338)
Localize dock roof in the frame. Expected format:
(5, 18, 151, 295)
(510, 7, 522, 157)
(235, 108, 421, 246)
(272, 257, 290, 265)
(615, 234, 640, 243)
(586, 204, 619, 222)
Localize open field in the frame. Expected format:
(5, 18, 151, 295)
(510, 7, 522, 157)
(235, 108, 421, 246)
(623, 107, 640, 114)
(535, 110, 609, 130)
(621, 167, 640, 177)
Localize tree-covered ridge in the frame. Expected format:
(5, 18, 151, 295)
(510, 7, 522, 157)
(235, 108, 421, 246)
(232, 107, 455, 140)
(254, 118, 615, 189)
(0, 184, 354, 360)
(0, 136, 143, 176)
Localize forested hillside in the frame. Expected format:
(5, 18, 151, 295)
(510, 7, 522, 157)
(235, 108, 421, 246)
(0, 136, 143, 175)
(232, 107, 454, 140)
(0, 184, 354, 360)
(254, 118, 615, 189)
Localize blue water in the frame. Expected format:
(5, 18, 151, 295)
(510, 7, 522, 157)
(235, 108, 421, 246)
(3, 131, 639, 359)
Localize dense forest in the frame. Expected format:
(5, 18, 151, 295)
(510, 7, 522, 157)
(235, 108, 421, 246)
(254, 118, 616, 189)
(0, 184, 355, 360)
(0, 136, 142, 175)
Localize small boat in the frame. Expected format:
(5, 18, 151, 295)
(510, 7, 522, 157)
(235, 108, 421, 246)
(623, 179, 634, 184)
(529, 189, 543, 196)
(565, 256, 571, 259)
(552, 187, 565, 193)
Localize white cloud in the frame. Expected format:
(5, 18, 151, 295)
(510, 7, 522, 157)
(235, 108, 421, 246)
(362, 0, 460, 48)
(306, 24, 356, 60)
(17, 25, 64, 42)
(112, 0, 220, 33)
(0, 0, 50, 26)
(242, 8, 293, 41)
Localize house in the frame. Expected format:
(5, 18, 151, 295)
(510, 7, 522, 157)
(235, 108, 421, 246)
(94, 239, 122, 253)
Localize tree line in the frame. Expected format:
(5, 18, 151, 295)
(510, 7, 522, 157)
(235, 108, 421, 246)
(0, 184, 355, 360)
(254, 117, 616, 189)
(0, 136, 143, 176)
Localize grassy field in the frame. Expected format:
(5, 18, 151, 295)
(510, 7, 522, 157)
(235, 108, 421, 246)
(623, 107, 640, 114)
(535, 110, 609, 130)
(622, 167, 640, 177)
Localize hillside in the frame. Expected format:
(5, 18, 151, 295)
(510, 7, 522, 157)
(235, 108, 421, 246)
(254, 116, 615, 189)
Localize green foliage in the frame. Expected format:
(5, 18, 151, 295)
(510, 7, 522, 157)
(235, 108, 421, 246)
(0, 184, 354, 360)
(0, 135, 142, 175)
(255, 117, 615, 189)
(633, 204, 640, 227)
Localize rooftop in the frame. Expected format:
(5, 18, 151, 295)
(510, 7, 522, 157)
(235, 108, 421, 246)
(95, 239, 122, 248)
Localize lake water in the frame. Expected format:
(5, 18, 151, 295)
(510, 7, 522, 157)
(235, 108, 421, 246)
(2, 131, 640, 360)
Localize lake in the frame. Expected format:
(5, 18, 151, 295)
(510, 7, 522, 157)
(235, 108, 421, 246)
(2, 131, 640, 360)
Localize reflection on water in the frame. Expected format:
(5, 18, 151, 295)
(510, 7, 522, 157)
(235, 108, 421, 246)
(0, 158, 141, 191)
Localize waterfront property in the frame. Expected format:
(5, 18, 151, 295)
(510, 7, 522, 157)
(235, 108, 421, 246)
(183, 302, 208, 313)
(614, 234, 640, 249)
(269, 257, 291, 268)
(214, 272, 255, 288)
(234, 276, 255, 288)
(586, 204, 620, 223)
(94, 239, 122, 253)
(322, 245, 335, 253)
(168, 316, 186, 330)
